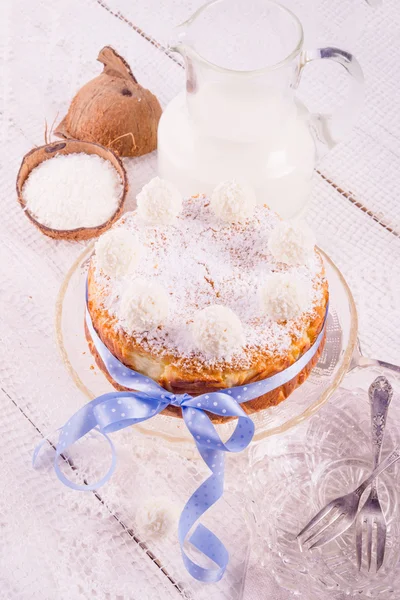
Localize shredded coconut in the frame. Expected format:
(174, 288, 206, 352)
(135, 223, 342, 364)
(260, 272, 312, 321)
(118, 279, 169, 331)
(136, 176, 182, 224)
(191, 304, 245, 359)
(92, 196, 325, 368)
(268, 220, 316, 266)
(95, 229, 140, 278)
(210, 180, 256, 222)
(22, 153, 122, 230)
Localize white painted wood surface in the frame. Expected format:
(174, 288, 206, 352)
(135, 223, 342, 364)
(0, 0, 399, 598)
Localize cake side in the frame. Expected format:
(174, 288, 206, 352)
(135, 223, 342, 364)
(87, 264, 327, 390)
(84, 315, 327, 423)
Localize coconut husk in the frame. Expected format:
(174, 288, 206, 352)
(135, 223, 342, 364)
(55, 46, 162, 157)
(16, 139, 128, 241)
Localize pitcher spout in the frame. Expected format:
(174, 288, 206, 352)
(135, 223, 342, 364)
(168, 0, 216, 55)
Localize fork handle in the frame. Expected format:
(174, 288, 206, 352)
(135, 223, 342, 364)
(357, 445, 400, 495)
(369, 376, 393, 469)
(358, 356, 400, 374)
(350, 340, 400, 374)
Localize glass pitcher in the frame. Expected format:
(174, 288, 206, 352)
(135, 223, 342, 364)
(157, 0, 364, 218)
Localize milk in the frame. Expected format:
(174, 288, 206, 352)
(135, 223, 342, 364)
(158, 84, 316, 219)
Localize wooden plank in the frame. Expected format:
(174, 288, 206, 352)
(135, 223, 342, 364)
(0, 389, 182, 599)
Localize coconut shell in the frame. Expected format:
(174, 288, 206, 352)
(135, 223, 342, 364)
(55, 46, 162, 157)
(16, 140, 128, 241)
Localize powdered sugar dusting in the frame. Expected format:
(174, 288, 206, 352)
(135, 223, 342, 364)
(91, 196, 326, 368)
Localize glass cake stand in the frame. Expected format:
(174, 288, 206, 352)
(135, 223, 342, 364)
(56, 245, 358, 446)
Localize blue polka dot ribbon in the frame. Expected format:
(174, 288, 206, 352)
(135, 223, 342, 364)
(34, 302, 327, 583)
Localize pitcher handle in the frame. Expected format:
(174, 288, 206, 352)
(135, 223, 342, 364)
(297, 47, 364, 158)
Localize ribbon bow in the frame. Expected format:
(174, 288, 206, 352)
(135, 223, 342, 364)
(34, 303, 327, 583)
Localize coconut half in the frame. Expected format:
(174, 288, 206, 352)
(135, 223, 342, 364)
(16, 140, 128, 241)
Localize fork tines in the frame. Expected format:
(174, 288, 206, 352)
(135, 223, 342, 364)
(297, 500, 349, 550)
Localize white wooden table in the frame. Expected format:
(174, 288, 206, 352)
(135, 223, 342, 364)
(0, 1, 399, 598)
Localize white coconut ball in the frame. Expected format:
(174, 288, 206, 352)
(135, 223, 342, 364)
(135, 496, 179, 539)
(136, 176, 182, 225)
(210, 180, 256, 223)
(191, 304, 245, 359)
(260, 273, 312, 321)
(119, 279, 169, 331)
(95, 228, 141, 278)
(268, 220, 316, 266)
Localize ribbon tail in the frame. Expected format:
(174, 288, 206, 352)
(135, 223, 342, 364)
(178, 448, 229, 583)
(32, 429, 61, 467)
(184, 523, 229, 583)
(33, 393, 167, 492)
(53, 427, 117, 492)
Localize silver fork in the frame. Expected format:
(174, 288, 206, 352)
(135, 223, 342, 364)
(350, 339, 400, 375)
(297, 444, 400, 551)
(356, 376, 393, 571)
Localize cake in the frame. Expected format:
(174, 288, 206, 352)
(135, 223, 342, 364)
(86, 178, 328, 421)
